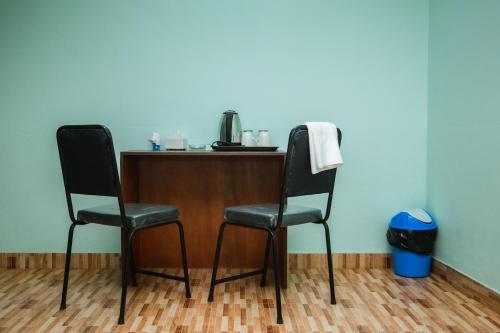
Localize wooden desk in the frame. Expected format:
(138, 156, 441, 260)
(120, 150, 288, 287)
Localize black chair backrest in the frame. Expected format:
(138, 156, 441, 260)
(276, 125, 342, 229)
(283, 125, 342, 197)
(56, 125, 121, 197)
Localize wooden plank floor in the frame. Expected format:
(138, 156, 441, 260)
(0, 268, 498, 333)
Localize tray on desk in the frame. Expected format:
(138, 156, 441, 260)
(211, 145, 279, 152)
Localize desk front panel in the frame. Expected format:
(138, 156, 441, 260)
(121, 153, 286, 271)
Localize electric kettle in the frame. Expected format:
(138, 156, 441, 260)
(218, 110, 242, 145)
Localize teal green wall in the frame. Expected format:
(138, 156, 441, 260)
(0, 0, 429, 253)
(427, 0, 500, 292)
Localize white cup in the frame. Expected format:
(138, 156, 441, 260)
(257, 130, 270, 147)
(241, 130, 255, 146)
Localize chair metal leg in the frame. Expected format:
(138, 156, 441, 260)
(128, 235, 138, 287)
(260, 233, 272, 287)
(323, 222, 336, 305)
(118, 230, 132, 325)
(60, 222, 76, 310)
(208, 222, 226, 302)
(175, 221, 191, 298)
(270, 231, 284, 324)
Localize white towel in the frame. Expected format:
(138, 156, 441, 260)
(304, 122, 343, 174)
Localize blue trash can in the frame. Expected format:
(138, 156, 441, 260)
(387, 209, 437, 278)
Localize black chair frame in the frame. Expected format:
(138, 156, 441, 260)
(207, 125, 342, 324)
(57, 125, 190, 325)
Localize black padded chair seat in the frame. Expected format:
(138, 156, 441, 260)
(77, 203, 179, 229)
(224, 204, 323, 228)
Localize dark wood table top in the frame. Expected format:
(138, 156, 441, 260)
(121, 150, 286, 157)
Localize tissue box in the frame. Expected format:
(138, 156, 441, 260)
(165, 137, 187, 150)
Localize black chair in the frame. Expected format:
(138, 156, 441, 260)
(56, 125, 191, 325)
(207, 125, 342, 324)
